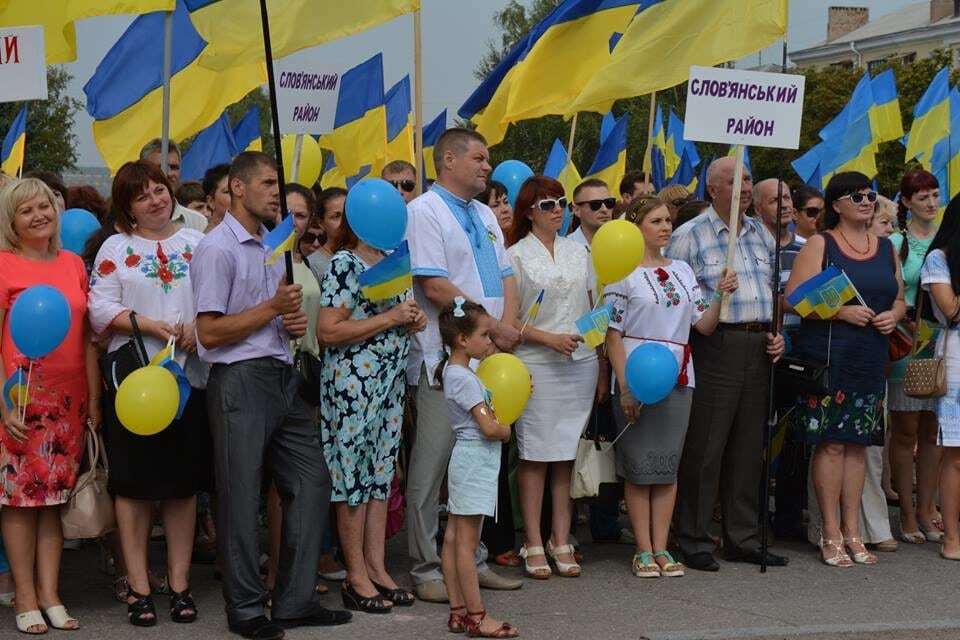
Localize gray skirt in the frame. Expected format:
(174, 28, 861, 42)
(612, 386, 693, 485)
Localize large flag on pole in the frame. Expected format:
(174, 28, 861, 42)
(384, 75, 415, 167)
(1, 106, 27, 178)
(421, 109, 447, 182)
(585, 112, 627, 191)
(566, 0, 788, 115)
(179, 111, 237, 182)
(0, 0, 175, 63)
(84, 0, 264, 173)
(642, 104, 667, 191)
(232, 106, 261, 152)
(906, 67, 951, 169)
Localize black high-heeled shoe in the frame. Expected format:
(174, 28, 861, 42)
(127, 588, 157, 627)
(340, 582, 392, 614)
(170, 589, 198, 623)
(371, 581, 415, 607)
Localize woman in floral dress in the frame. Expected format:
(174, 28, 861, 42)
(786, 172, 904, 568)
(317, 216, 425, 613)
(0, 178, 100, 633)
(88, 161, 210, 626)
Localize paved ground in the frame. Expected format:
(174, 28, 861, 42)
(4, 515, 959, 640)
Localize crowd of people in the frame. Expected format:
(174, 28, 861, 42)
(1, 127, 959, 639)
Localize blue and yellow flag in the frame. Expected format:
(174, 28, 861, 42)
(2, 367, 29, 411)
(179, 111, 237, 182)
(869, 69, 903, 144)
(786, 266, 857, 319)
(0, 0, 175, 64)
(320, 153, 347, 190)
(643, 103, 667, 191)
(232, 106, 261, 152)
(667, 110, 699, 190)
(586, 112, 627, 192)
(567, 0, 787, 114)
(422, 109, 447, 182)
(84, 0, 264, 173)
(575, 304, 612, 348)
(320, 53, 387, 178)
(727, 144, 752, 175)
(929, 86, 960, 200)
(521, 289, 545, 331)
(263, 215, 296, 265)
(906, 67, 951, 169)
(1, 106, 27, 178)
(384, 75, 415, 167)
(543, 138, 582, 235)
(459, 0, 640, 145)
(359, 241, 412, 301)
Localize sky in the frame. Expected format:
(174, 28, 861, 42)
(61, 0, 919, 167)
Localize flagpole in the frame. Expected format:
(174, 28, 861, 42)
(291, 134, 304, 183)
(643, 91, 657, 188)
(760, 38, 790, 574)
(258, 0, 295, 285)
(413, 9, 425, 196)
(160, 10, 174, 175)
(566, 113, 578, 160)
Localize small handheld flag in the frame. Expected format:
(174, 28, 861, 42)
(2, 367, 29, 412)
(263, 214, 297, 265)
(575, 304, 612, 349)
(1, 106, 27, 178)
(786, 266, 858, 319)
(359, 241, 412, 301)
(520, 289, 545, 335)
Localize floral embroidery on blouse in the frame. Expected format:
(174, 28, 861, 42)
(671, 268, 707, 312)
(654, 268, 681, 307)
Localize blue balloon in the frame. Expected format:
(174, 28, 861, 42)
(60, 208, 102, 255)
(345, 179, 408, 251)
(491, 160, 534, 207)
(9, 285, 72, 359)
(625, 343, 680, 405)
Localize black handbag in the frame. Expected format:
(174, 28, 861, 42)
(295, 349, 323, 406)
(775, 322, 832, 398)
(98, 311, 149, 393)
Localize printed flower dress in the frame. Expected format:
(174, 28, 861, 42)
(319, 250, 410, 506)
(0, 251, 89, 507)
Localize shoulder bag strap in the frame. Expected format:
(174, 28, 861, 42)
(910, 290, 926, 358)
(128, 311, 149, 366)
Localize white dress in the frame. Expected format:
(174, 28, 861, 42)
(508, 234, 598, 461)
(921, 249, 960, 446)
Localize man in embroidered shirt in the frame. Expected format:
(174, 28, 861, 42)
(666, 156, 787, 572)
(192, 152, 350, 638)
(405, 128, 523, 601)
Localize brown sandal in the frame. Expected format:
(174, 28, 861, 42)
(465, 610, 518, 638)
(448, 605, 467, 633)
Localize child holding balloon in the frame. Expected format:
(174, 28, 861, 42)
(435, 298, 519, 639)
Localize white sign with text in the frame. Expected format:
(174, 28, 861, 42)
(0, 26, 48, 103)
(683, 65, 805, 150)
(275, 58, 340, 135)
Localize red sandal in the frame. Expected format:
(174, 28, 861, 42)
(448, 605, 467, 633)
(465, 610, 518, 638)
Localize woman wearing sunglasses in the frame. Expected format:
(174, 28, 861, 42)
(793, 185, 824, 241)
(786, 172, 905, 568)
(888, 169, 945, 545)
(505, 176, 599, 580)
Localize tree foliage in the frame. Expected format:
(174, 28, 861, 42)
(0, 67, 82, 176)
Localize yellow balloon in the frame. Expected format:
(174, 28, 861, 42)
(280, 134, 323, 188)
(115, 366, 179, 436)
(475, 353, 532, 425)
(590, 219, 645, 284)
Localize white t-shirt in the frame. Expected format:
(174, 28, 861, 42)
(603, 260, 707, 388)
(508, 234, 595, 364)
(406, 188, 512, 385)
(442, 364, 491, 441)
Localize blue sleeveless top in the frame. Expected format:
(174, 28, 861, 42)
(792, 233, 898, 395)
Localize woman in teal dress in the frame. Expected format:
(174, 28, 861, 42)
(317, 217, 426, 613)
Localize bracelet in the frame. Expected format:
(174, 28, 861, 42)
(712, 291, 724, 302)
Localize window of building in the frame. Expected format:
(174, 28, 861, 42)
(900, 52, 917, 64)
(830, 60, 854, 70)
(867, 58, 890, 74)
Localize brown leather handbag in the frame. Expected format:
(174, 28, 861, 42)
(903, 293, 947, 398)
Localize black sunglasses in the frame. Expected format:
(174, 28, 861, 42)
(389, 179, 416, 193)
(574, 198, 616, 211)
(800, 206, 822, 218)
(670, 197, 691, 208)
(300, 231, 324, 245)
(534, 197, 567, 211)
(840, 191, 878, 204)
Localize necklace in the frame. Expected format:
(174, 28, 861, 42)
(837, 229, 870, 255)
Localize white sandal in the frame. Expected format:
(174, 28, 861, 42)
(546, 540, 581, 577)
(518, 545, 551, 579)
(43, 606, 78, 630)
(15, 610, 47, 635)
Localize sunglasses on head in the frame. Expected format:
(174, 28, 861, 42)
(534, 197, 567, 211)
(574, 197, 616, 212)
(670, 197, 691, 208)
(840, 191, 878, 205)
(389, 179, 416, 193)
(800, 206, 822, 218)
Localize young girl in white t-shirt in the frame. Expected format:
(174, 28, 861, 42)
(436, 297, 518, 638)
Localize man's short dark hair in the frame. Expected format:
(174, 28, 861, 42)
(139, 138, 182, 161)
(229, 151, 278, 189)
(619, 170, 646, 197)
(176, 181, 205, 205)
(381, 159, 417, 178)
(573, 178, 608, 201)
(433, 128, 486, 175)
(202, 163, 231, 198)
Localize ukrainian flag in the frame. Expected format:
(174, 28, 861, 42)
(786, 266, 857, 319)
(567, 0, 787, 115)
(1, 106, 27, 178)
(232, 106, 261, 153)
(575, 304, 612, 348)
(422, 109, 447, 182)
(819, 73, 875, 146)
(0, 0, 175, 64)
(930, 87, 960, 199)
(185, 0, 418, 72)
(359, 241, 412, 301)
(543, 138, 582, 220)
(671, 145, 700, 192)
(384, 76, 415, 167)
(643, 103, 667, 191)
(906, 67, 950, 169)
(869, 69, 904, 144)
(522, 289, 545, 328)
(585, 112, 627, 191)
(320, 153, 348, 190)
(84, 0, 264, 173)
(727, 144, 752, 175)
(2, 367, 29, 411)
(320, 53, 387, 178)
(179, 111, 237, 182)
(664, 109, 689, 179)
(459, 0, 640, 146)
(263, 214, 296, 265)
